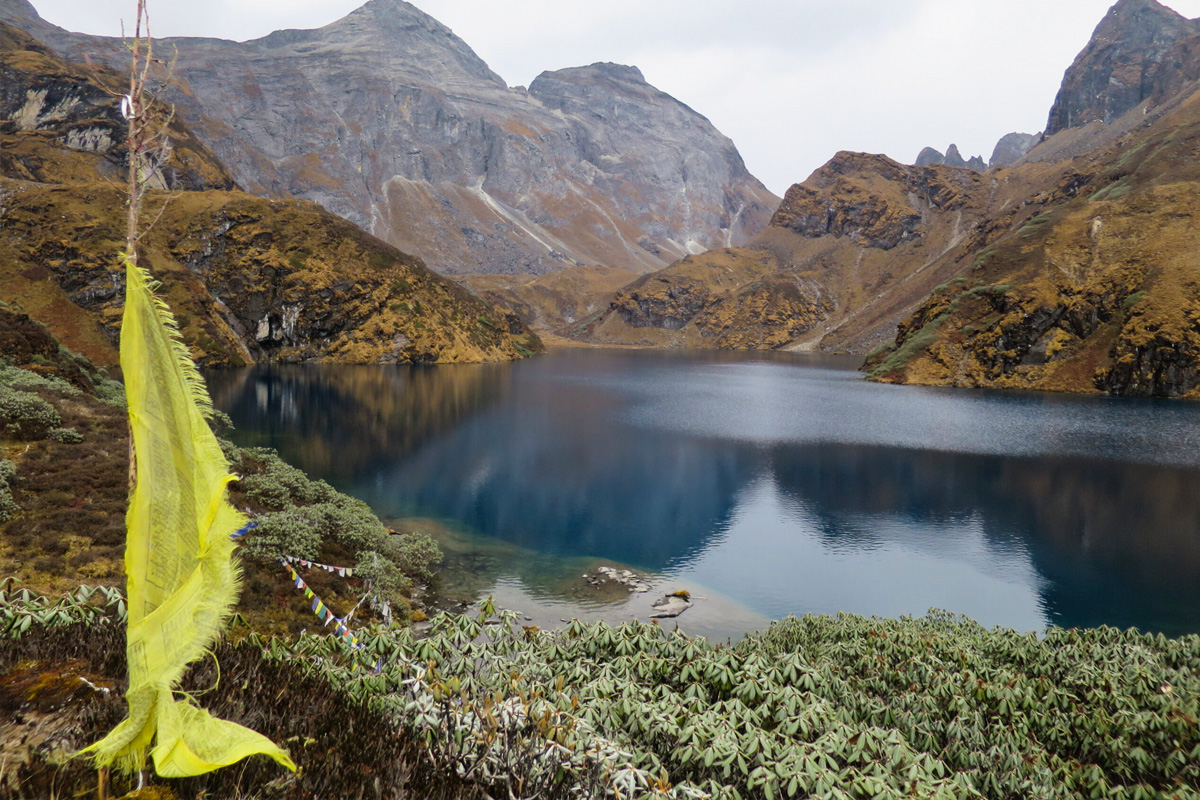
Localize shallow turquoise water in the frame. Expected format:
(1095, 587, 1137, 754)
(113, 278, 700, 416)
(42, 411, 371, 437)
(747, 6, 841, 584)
(208, 348, 1200, 639)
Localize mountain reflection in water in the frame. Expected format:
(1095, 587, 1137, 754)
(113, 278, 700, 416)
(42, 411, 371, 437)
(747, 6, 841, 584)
(209, 349, 1200, 638)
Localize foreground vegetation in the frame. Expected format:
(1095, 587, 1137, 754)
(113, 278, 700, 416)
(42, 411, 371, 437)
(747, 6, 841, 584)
(3, 587, 1198, 800)
(3, 306, 1198, 800)
(0, 304, 440, 631)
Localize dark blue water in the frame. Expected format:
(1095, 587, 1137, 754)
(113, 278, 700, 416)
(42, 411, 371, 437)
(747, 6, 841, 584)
(208, 349, 1200, 639)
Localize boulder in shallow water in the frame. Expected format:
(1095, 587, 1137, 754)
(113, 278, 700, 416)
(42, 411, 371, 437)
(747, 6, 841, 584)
(650, 593, 693, 619)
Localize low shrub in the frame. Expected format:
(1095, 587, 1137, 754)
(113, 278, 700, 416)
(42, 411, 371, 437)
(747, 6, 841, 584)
(0, 363, 79, 396)
(0, 459, 16, 523)
(0, 385, 62, 440)
(384, 530, 442, 581)
(306, 608, 1200, 800)
(242, 506, 325, 561)
(353, 549, 411, 599)
(48, 427, 84, 444)
(234, 446, 337, 510)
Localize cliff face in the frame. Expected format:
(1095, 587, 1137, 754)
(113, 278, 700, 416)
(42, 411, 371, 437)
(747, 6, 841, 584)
(0, 21, 540, 367)
(0, 0, 777, 277)
(1045, 0, 1198, 135)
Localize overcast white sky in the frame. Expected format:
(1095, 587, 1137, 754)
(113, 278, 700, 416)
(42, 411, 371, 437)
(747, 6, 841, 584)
(26, 0, 1200, 196)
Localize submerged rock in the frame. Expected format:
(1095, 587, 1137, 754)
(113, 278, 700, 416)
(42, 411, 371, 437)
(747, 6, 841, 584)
(650, 592, 694, 619)
(583, 565, 652, 593)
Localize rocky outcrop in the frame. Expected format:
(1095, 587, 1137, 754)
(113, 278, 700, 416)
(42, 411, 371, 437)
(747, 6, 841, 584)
(989, 132, 1040, 168)
(915, 147, 945, 167)
(0, 22, 233, 189)
(610, 273, 714, 331)
(0, 0, 778, 277)
(1046, 0, 1199, 135)
(770, 152, 982, 250)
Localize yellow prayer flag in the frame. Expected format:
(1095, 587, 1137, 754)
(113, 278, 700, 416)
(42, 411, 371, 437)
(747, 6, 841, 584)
(84, 257, 295, 777)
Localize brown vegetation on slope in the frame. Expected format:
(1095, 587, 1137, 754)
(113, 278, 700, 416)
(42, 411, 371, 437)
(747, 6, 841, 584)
(0, 180, 542, 367)
(460, 263, 639, 338)
(865, 89, 1200, 397)
(578, 154, 1071, 355)
(1, 621, 482, 800)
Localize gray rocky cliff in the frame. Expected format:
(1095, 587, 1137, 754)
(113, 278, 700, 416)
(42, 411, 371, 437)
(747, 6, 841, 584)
(1046, 0, 1199, 135)
(915, 146, 945, 166)
(942, 144, 968, 168)
(988, 132, 1039, 168)
(0, 0, 778, 276)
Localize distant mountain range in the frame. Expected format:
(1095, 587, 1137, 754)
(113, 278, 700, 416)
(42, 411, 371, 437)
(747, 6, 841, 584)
(6, 0, 1200, 397)
(572, 0, 1200, 398)
(0, 20, 538, 366)
(0, 0, 776, 277)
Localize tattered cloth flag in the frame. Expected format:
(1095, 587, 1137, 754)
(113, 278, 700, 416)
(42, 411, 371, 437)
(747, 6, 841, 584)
(83, 258, 295, 778)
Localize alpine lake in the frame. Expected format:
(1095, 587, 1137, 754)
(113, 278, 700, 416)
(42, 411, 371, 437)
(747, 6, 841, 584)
(207, 348, 1200, 641)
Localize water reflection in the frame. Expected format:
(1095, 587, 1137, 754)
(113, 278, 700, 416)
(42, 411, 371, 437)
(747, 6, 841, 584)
(206, 362, 509, 481)
(211, 349, 1200, 637)
(762, 444, 1200, 636)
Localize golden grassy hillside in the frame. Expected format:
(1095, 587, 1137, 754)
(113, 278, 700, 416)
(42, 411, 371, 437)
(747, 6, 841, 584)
(575, 153, 1079, 355)
(866, 89, 1200, 397)
(0, 181, 542, 367)
(460, 263, 639, 338)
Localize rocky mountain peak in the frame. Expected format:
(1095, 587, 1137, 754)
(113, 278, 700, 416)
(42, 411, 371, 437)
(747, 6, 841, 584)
(554, 62, 647, 84)
(0, 0, 777, 277)
(989, 132, 1040, 168)
(0, 0, 39, 24)
(915, 146, 944, 167)
(1046, 0, 1198, 134)
(253, 0, 505, 87)
(912, 143, 985, 172)
(943, 144, 967, 167)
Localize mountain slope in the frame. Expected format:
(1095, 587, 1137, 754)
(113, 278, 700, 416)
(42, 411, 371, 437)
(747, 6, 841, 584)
(576, 151, 1068, 353)
(0, 0, 778, 277)
(0, 20, 540, 366)
(865, 89, 1200, 397)
(860, 0, 1200, 397)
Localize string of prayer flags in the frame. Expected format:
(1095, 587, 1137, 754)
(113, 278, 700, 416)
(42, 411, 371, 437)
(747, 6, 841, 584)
(280, 560, 363, 650)
(280, 555, 353, 578)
